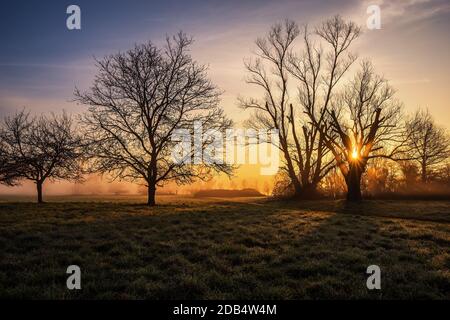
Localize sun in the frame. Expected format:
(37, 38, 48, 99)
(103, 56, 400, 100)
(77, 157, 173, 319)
(351, 147, 359, 160)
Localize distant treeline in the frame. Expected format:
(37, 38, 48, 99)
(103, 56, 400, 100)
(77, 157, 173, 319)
(194, 189, 264, 198)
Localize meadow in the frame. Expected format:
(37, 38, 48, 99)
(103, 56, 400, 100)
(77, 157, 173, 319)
(0, 195, 449, 299)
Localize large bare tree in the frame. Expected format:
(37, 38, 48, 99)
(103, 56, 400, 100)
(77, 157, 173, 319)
(240, 16, 360, 197)
(320, 61, 405, 201)
(240, 20, 303, 195)
(405, 109, 450, 183)
(0, 110, 83, 203)
(75, 33, 232, 206)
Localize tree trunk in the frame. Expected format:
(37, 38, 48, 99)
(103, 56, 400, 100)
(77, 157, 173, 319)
(292, 180, 302, 197)
(147, 184, 156, 206)
(282, 148, 302, 196)
(421, 161, 427, 183)
(297, 183, 319, 199)
(346, 164, 363, 202)
(36, 181, 43, 204)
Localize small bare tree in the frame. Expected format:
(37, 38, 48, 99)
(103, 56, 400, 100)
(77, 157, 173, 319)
(0, 149, 18, 186)
(75, 33, 232, 206)
(320, 61, 405, 201)
(405, 109, 450, 183)
(0, 110, 83, 203)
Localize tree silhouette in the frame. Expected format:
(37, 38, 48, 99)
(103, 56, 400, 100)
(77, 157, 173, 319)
(0, 110, 83, 203)
(0, 147, 20, 186)
(405, 109, 450, 183)
(75, 33, 233, 206)
(240, 16, 360, 198)
(319, 61, 405, 201)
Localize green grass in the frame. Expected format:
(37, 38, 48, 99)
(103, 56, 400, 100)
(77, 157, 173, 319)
(0, 195, 449, 299)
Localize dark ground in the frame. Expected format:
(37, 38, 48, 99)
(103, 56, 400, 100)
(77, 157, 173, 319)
(0, 195, 449, 299)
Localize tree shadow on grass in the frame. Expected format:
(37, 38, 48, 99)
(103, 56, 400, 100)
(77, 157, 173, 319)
(0, 200, 448, 299)
(262, 209, 449, 299)
(272, 198, 450, 223)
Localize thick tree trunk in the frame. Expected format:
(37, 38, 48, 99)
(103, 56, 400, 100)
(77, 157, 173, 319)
(296, 183, 319, 199)
(277, 136, 302, 197)
(147, 184, 156, 206)
(36, 181, 43, 204)
(346, 164, 363, 202)
(283, 167, 302, 197)
(292, 180, 302, 197)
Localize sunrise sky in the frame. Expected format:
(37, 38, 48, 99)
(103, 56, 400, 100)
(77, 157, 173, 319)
(0, 0, 449, 195)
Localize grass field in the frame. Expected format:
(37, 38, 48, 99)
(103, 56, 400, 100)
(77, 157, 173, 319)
(0, 195, 449, 299)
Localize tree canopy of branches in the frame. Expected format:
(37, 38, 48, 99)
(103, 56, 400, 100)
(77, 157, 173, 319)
(75, 33, 233, 206)
(0, 110, 83, 203)
(320, 61, 404, 201)
(405, 109, 450, 183)
(0, 141, 20, 186)
(241, 16, 360, 198)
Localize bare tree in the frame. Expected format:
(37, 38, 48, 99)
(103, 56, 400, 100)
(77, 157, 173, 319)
(398, 160, 420, 189)
(0, 110, 83, 203)
(405, 109, 450, 183)
(363, 157, 398, 195)
(0, 139, 20, 186)
(75, 33, 233, 206)
(319, 61, 405, 201)
(437, 162, 450, 185)
(240, 20, 301, 194)
(240, 16, 360, 198)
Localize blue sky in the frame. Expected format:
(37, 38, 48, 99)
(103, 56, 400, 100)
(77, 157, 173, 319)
(0, 0, 449, 195)
(0, 0, 449, 126)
